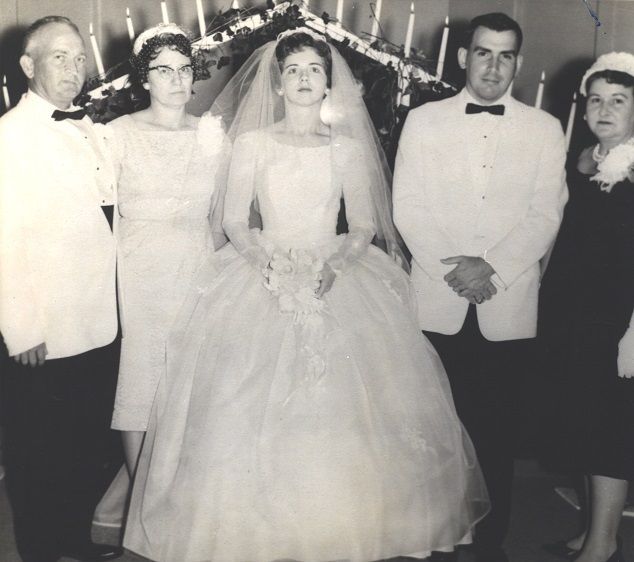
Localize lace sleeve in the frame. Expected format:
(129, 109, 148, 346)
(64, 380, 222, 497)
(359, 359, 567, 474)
(222, 132, 270, 271)
(327, 137, 376, 275)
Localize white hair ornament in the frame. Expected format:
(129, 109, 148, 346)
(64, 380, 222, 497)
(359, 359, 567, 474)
(277, 27, 326, 44)
(580, 51, 634, 96)
(133, 23, 190, 55)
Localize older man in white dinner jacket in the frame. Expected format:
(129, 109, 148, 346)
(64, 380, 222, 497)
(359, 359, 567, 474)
(0, 16, 122, 562)
(393, 12, 567, 562)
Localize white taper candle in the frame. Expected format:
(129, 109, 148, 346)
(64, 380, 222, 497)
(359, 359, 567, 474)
(404, 2, 415, 57)
(370, 0, 383, 38)
(196, 0, 206, 37)
(161, 1, 170, 24)
(535, 70, 545, 109)
(336, 0, 344, 26)
(565, 92, 577, 152)
(435, 16, 449, 80)
(89, 23, 106, 76)
(126, 8, 135, 43)
(2, 75, 10, 109)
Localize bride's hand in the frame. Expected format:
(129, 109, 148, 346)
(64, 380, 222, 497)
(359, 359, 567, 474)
(317, 262, 336, 298)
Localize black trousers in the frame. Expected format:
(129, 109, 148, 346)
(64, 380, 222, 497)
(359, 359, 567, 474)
(1, 340, 122, 562)
(425, 305, 534, 557)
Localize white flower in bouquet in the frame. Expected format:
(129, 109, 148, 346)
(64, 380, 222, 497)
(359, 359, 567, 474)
(264, 249, 325, 322)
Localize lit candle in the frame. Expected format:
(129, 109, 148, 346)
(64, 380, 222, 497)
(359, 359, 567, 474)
(2, 75, 10, 109)
(565, 92, 577, 152)
(126, 7, 135, 43)
(195, 0, 206, 37)
(336, 0, 344, 26)
(535, 70, 545, 109)
(161, 1, 170, 24)
(435, 16, 449, 80)
(403, 2, 415, 57)
(370, 0, 382, 38)
(88, 23, 106, 76)
(231, 0, 240, 9)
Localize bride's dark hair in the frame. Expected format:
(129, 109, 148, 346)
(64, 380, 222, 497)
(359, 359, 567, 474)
(275, 32, 333, 87)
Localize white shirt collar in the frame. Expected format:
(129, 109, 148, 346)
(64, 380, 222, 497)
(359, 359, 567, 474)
(23, 90, 83, 120)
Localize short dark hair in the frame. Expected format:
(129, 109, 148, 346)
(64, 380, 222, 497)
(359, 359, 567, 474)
(275, 32, 333, 88)
(462, 12, 523, 53)
(22, 15, 80, 54)
(130, 32, 203, 87)
(585, 69, 634, 94)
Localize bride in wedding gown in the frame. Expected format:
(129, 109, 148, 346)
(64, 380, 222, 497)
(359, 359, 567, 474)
(124, 28, 489, 562)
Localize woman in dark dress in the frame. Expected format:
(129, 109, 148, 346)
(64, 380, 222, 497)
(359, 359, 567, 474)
(539, 52, 634, 562)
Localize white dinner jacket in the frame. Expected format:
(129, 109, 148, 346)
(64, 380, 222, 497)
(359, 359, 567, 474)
(0, 92, 117, 358)
(393, 89, 568, 341)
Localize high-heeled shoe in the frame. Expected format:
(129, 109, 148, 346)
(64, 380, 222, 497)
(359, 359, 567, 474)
(542, 540, 579, 559)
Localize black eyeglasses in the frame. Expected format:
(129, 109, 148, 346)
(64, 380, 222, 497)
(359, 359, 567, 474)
(148, 64, 194, 80)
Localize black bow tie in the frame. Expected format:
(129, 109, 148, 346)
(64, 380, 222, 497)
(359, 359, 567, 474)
(51, 108, 86, 121)
(465, 103, 505, 116)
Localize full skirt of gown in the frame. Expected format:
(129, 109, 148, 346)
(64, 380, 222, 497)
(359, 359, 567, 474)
(124, 234, 489, 562)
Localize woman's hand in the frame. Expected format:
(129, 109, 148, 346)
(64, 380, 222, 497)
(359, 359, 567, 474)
(317, 262, 337, 298)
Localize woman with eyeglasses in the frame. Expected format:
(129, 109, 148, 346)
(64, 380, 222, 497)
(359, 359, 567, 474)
(106, 23, 226, 476)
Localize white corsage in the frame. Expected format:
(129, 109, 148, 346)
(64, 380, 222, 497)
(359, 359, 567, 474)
(196, 112, 225, 157)
(591, 137, 634, 193)
(264, 249, 325, 323)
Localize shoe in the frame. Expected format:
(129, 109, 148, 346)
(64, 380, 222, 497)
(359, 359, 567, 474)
(542, 540, 579, 559)
(59, 542, 123, 561)
(429, 552, 458, 561)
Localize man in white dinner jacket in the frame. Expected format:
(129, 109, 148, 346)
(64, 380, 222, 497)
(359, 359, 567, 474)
(0, 16, 122, 562)
(393, 12, 567, 562)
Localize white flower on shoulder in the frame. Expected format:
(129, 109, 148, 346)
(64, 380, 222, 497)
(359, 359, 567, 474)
(591, 137, 634, 193)
(196, 112, 225, 157)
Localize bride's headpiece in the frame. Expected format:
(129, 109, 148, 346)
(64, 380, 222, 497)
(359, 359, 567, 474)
(133, 23, 190, 55)
(277, 27, 326, 44)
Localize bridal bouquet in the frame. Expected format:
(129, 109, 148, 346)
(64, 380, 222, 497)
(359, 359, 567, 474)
(264, 249, 325, 322)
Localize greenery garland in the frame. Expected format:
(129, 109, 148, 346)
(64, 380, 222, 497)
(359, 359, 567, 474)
(76, 1, 456, 165)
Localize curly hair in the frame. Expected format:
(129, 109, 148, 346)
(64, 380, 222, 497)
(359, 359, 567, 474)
(586, 69, 634, 94)
(275, 32, 332, 88)
(129, 32, 204, 87)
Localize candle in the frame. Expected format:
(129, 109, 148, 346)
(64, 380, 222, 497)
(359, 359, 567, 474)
(88, 23, 106, 77)
(161, 1, 170, 24)
(435, 16, 449, 80)
(2, 75, 10, 109)
(126, 7, 135, 43)
(231, 0, 240, 9)
(535, 70, 545, 109)
(336, 0, 344, 26)
(195, 0, 206, 37)
(565, 92, 577, 152)
(403, 2, 415, 57)
(370, 0, 382, 38)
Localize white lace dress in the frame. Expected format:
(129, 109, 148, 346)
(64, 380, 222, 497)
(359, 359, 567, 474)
(124, 132, 488, 561)
(108, 114, 223, 431)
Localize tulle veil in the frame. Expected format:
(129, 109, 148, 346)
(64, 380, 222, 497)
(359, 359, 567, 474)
(208, 28, 408, 270)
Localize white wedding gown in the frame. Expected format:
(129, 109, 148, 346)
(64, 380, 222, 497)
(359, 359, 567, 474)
(124, 133, 488, 562)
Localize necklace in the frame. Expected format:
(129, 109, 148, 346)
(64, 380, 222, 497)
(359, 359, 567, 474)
(592, 143, 607, 163)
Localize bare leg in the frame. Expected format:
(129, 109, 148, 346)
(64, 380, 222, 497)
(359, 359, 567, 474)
(566, 475, 590, 550)
(122, 430, 145, 477)
(574, 475, 627, 562)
